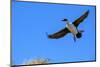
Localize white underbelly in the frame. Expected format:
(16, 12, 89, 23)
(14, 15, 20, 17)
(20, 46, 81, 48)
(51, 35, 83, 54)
(66, 24, 78, 35)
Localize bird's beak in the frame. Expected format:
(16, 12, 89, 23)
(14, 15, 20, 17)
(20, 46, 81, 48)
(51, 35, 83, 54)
(62, 19, 65, 21)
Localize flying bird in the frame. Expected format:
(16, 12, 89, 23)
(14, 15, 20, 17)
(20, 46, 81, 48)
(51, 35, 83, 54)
(47, 10, 89, 42)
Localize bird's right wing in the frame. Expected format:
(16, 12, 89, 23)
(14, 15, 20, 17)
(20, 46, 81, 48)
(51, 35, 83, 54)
(73, 10, 89, 27)
(48, 28, 70, 39)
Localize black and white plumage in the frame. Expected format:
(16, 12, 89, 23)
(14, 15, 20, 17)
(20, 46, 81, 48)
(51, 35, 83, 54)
(47, 10, 89, 41)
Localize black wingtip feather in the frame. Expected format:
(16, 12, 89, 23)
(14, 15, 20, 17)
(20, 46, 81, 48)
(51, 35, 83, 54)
(86, 10, 89, 15)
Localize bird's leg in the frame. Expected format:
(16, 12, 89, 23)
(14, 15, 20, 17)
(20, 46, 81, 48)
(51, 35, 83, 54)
(79, 30, 84, 33)
(73, 35, 76, 42)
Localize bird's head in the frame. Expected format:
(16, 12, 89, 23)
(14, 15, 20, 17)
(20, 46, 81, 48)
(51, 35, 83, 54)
(62, 19, 68, 21)
(62, 19, 69, 24)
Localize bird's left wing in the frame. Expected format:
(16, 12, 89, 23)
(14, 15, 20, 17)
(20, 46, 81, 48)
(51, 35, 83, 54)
(73, 10, 89, 27)
(48, 27, 70, 39)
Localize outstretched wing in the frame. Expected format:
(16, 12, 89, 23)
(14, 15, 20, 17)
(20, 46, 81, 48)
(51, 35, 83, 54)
(48, 28, 70, 39)
(73, 10, 89, 27)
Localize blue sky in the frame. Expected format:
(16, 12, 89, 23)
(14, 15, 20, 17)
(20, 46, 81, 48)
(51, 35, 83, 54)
(12, 1, 96, 65)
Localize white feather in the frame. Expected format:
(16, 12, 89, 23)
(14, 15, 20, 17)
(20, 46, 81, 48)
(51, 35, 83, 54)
(66, 22, 78, 35)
